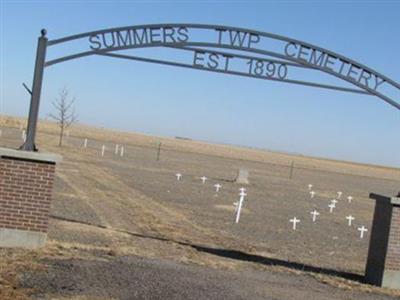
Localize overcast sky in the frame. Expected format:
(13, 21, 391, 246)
(1, 1, 399, 167)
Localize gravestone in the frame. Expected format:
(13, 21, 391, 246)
(235, 169, 249, 184)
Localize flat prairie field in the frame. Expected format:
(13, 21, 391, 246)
(1, 116, 399, 300)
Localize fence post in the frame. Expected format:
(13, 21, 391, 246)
(156, 142, 162, 161)
(289, 161, 295, 179)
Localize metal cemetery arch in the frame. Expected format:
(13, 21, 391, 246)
(21, 23, 400, 151)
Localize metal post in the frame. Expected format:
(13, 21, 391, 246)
(156, 142, 162, 161)
(289, 161, 294, 179)
(21, 29, 48, 151)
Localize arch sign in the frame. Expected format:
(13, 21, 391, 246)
(22, 23, 400, 151)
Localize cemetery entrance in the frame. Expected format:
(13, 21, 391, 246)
(5, 24, 400, 289)
(22, 23, 400, 151)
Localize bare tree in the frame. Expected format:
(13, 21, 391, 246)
(49, 87, 77, 147)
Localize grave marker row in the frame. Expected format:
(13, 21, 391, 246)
(291, 214, 367, 238)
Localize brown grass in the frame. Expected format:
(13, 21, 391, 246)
(0, 248, 43, 300)
(1, 114, 400, 298)
(1, 115, 399, 181)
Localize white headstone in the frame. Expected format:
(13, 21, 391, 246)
(83, 138, 88, 148)
(22, 130, 26, 142)
(200, 176, 207, 184)
(308, 184, 313, 190)
(328, 203, 335, 213)
(120, 146, 124, 157)
(331, 199, 338, 206)
(175, 173, 182, 181)
(358, 226, 368, 239)
(310, 210, 320, 222)
(290, 217, 300, 230)
(347, 196, 353, 203)
(346, 215, 355, 226)
(101, 145, 105, 157)
(310, 191, 316, 198)
(214, 183, 222, 192)
(337, 191, 342, 199)
(235, 190, 247, 223)
(115, 144, 119, 155)
(0, 129, 2, 137)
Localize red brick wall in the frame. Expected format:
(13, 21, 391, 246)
(0, 157, 55, 233)
(385, 206, 400, 271)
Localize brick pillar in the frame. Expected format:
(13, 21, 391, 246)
(366, 193, 400, 289)
(385, 202, 400, 286)
(0, 147, 61, 248)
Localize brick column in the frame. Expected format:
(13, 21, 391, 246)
(385, 201, 400, 286)
(0, 147, 61, 248)
(366, 193, 400, 289)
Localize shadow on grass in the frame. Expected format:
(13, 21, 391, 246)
(51, 214, 365, 283)
(187, 244, 365, 283)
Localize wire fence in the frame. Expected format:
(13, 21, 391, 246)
(1, 125, 399, 184)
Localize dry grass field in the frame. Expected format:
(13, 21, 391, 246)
(1, 115, 400, 299)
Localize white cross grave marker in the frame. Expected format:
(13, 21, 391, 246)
(200, 176, 207, 184)
(347, 196, 353, 203)
(346, 215, 355, 226)
(310, 191, 316, 198)
(214, 183, 222, 192)
(235, 190, 247, 224)
(239, 187, 246, 193)
(328, 203, 335, 213)
(115, 144, 119, 155)
(331, 199, 338, 206)
(290, 217, 300, 230)
(22, 130, 26, 142)
(358, 226, 368, 239)
(101, 145, 105, 157)
(83, 138, 88, 148)
(308, 184, 313, 191)
(175, 173, 182, 181)
(337, 191, 342, 199)
(310, 210, 320, 222)
(120, 146, 124, 157)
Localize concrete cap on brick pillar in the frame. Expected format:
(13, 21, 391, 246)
(369, 193, 391, 202)
(391, 197, 400, 206)
(0, 147, 62, 163)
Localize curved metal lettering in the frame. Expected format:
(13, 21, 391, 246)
(284, 42, 385, 91)
(44, 23, 399, 110)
